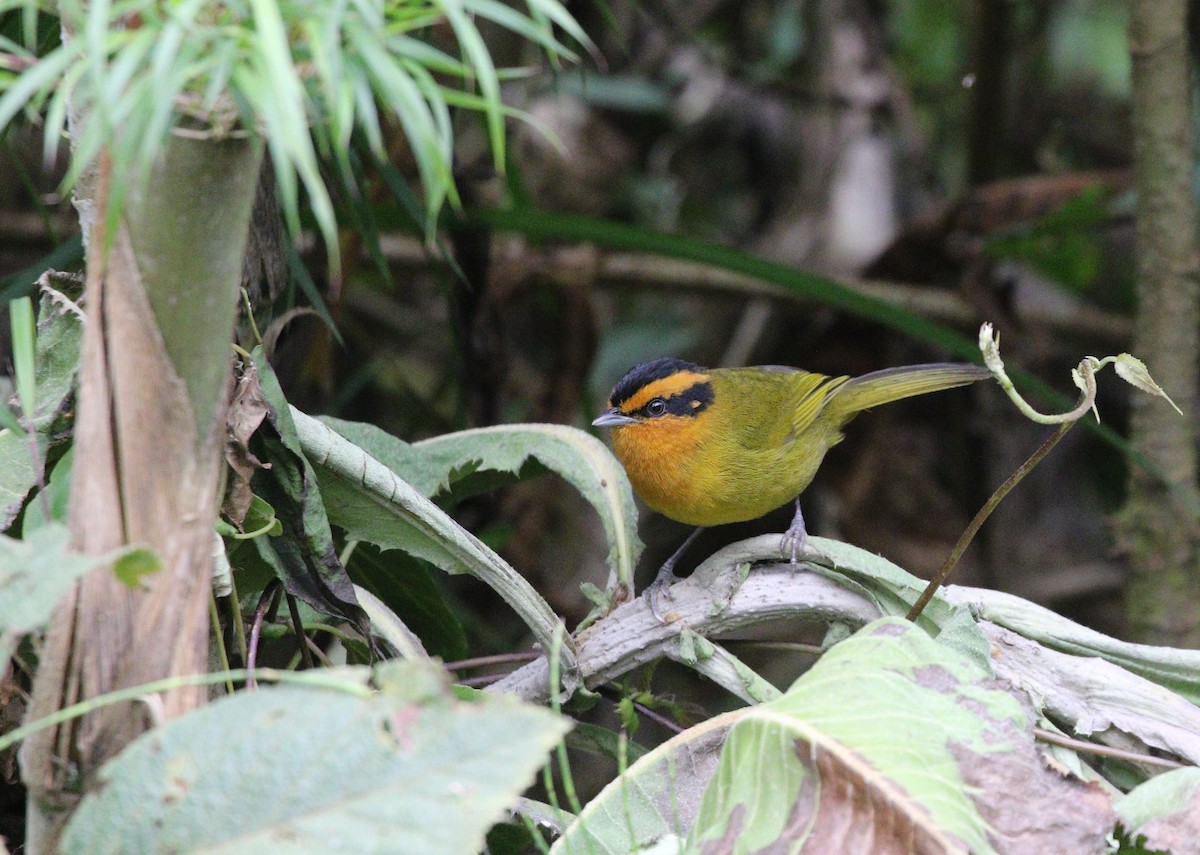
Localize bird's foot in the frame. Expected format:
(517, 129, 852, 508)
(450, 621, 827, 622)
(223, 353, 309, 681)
(642, 527, 703, 623)
(780, 500, 808, 568)
(643, 570, 679, 622)
(780, 528, 808, 566)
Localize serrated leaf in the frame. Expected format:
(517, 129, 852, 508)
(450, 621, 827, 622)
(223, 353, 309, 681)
(685, 619, 1113, 855)
(60, 661, 571, 855)
(322, 417, 642, 596)
(1115, 768, 1200, 855)
(250, 349, 365, 630)
(0, 524, 96, 636)
(289, 409, 576, 686)
(1114, 354, 1182, 415)
(1, 285, 83, 529)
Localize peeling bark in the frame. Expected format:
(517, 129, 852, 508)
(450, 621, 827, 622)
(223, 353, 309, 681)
(19, 137, 263, 852)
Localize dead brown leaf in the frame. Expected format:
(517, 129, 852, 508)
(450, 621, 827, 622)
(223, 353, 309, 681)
(222, 359, 271, 530)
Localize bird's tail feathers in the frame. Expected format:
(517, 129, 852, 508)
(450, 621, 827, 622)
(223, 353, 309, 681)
(826, 363, 991, 418)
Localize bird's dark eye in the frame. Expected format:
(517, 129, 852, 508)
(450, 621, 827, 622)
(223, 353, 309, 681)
(646, 398, 667, 416)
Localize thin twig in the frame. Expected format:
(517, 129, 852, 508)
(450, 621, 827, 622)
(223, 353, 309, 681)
(1033, 727, 1186, 770)
(722, 640, 826, 657)
(629, 699, 685, 735)
(225, 572, 249, 666)
(247, 581, 282, 688)
(907, 421, 1073, 622)
(461, 674, 504, 688)
(445, 651, 541, 672)
(302, 635, 334, 668)
(286, 593, 315, 670)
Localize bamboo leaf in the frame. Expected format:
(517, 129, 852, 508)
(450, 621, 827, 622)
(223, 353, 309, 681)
(436, 0, 504, 171)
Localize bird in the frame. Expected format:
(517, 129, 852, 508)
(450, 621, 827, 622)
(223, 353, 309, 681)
(592, 357, 991, 599)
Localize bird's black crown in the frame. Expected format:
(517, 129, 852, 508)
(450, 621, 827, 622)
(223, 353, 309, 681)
(610, 358, 706, 407)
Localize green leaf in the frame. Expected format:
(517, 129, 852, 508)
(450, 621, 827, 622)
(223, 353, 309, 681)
(1113, 353, 1183, 415)
(1, 285, 83, 529)
(353, 583, 431, 663)
(436, 0, 504, 171)
(9, 295, 35, 422)
(1115, 768, 1200, 855)
(689, 618, 1121, 854)
(0, 40, 78, 132)
(322, 417, 643, 596)
(688, 619, 1015, 853)
(0, 427, 38, 530)
(250, 350, 366, 629)
(550, 707, 738, 853)
(346, 541, 467, 661)
(0, 523, 96, 637)
(556, 618, 1113, 853)
(227, 493, 283, 539)
(289, 408, 577, 686)
(111, 547, 163, 588)
(21, 445, 74, 535)
(60, 661, 571, 855)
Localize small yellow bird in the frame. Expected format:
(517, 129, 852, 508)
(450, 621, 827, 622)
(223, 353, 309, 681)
(593, 358, 990, 591)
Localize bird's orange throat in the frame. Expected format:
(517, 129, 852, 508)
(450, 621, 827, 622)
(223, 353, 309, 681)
(611, 416, 708, 521)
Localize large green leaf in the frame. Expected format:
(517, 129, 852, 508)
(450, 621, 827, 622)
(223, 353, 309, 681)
(686, 618, 1113, 854)
(345, 541, 467, 661)
(0, 523, 156, 663)
(554, 618, 1114, 854)
(249, 351, 365, 630)
(291, 407, 577, 685)
(60, 661, 570, 854)
(1115, 768, 1200, 855)
(321, 416, 642, 597)
(1, 283, 82, 529)
(549, 710, 740, 854)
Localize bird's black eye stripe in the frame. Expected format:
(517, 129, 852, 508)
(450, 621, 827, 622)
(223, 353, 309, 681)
(640, 382, 714, 418)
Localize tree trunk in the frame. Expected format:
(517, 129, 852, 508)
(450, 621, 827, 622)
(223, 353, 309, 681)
(1119, 0, 1200, 644)
(19, 135, 263, 851)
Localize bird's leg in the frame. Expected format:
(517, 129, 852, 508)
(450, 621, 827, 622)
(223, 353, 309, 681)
(781, 498, 808, 564)
(644, 526, 704, 620)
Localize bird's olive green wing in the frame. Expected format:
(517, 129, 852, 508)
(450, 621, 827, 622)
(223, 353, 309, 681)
(710, 367, 847, 450)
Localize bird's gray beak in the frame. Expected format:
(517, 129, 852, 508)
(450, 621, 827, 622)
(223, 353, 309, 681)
(592, 407, 637, 427)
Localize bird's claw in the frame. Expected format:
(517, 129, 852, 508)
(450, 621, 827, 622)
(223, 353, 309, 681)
(643, 573, 678, 623)
(781, 500, 808, 569)
(780, 525, 807, 568)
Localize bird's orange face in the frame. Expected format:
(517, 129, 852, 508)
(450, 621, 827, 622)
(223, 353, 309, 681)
(593, 359, 718, 521)
(592, 358, 714, 431)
